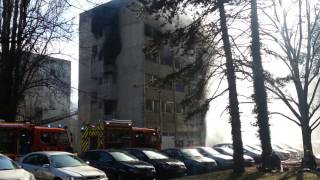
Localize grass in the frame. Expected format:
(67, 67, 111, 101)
(175, 167, 320, 180)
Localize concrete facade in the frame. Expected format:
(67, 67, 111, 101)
(79, 0, 206, 148)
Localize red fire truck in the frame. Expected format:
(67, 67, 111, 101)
(0, 122, 72, 159)
(81, 120, 161, 152)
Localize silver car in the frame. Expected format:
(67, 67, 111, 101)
(0, 154, 35, 180)
(20, 151, 108, 180)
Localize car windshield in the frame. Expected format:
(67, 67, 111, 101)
(220, 147, 234, 155)
(0, 156, 20, 170)
(109, 152, 139, 162)
(51, 154, 85, 168)
(143, 150, 168, 160)
(244, 145, 260, 152)
(54, 132, 69, 145)
(181, 149, 203, 157)
(201, 147, 220, 155)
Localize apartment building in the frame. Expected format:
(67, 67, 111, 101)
(79, 0, 206, 148)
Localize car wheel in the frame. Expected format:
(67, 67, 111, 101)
(54, 178, 62, 180)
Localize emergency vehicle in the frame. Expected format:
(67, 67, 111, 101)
(81, 120, 161, 152)
(0, 122, 72, 159)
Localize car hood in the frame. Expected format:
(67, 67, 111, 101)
(0, 169, 33, 180)
(151, 158, 185, 165)
(121, 161, 154, 169)
(59, 165, 105, 177)
(210, 154, 233, 160)
(188, 156, 215, 163)
(243, 155, 254, 161)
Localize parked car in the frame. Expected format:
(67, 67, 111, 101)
(20, 151, 108, 180)
(213, 143, 261, 162)
(80, 149, 156, 180)
(126, 148, 187, 179)
(161, 148, 217, 175)
(273, 144, 301, 160)
(213, 146, 255, 166)
(196, 147, 234, 169)
(243, 145, 262, 162)
(0, 153, 35, 180)
(250, 144, 291, 161)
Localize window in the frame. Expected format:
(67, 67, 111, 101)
(98, 152, 113, 162)
(51, 154, 85, 168)
(54, 132, 69, 145)
(163, 80, 173, 90)
(154, 100, 160, 112)
(175, 81, 185, 92)
(0, 156, 20, 170)
(40, 133, 52, 144)
(161, 51, 173, 66)
(144, 24, 161, 39)
(145, 99, 153, 112)
(22, 154, 49, 166)
(176, 103, 184, 114)
(145, 50, 160, 64)
(145, 99, 160, 113)
(143, 150, 168, 160)
(109, 152, 138, 162)
(145, 74, 158, 87)
(130, 150, 147, 160)
(164, 101, 174, 113)
(22, 155, 39, 165)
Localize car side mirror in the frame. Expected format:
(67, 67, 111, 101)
(42, 164, 50, 169)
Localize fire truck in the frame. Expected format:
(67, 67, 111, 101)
(81, 120, 161, 152)
(0, 122, 72, 159)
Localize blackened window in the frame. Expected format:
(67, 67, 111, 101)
(104, 100, 117, 114)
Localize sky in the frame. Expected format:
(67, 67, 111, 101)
(61, 0, 320, 150)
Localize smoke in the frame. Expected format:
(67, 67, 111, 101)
(205, 75, 320, 154)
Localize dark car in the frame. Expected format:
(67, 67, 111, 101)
(196, 147, 234, 169)
(213, 146, 255, 166)
(214, 143, 261, 162)
(80, 149, 156, 180)
(126, 148, 187, 179)
(161, 148, 217, 175)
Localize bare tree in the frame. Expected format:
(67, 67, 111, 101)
(133, 0, 247, 173)
(262, 0, 320, 168)
(0, 0, 72, 122)
(250, 0, 273, 170)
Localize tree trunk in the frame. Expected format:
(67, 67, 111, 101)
(301, 122, 316, 169)
(0, 53, 17, 122)
(218, 1, 245, 174)
(250, 0, 273, 170)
